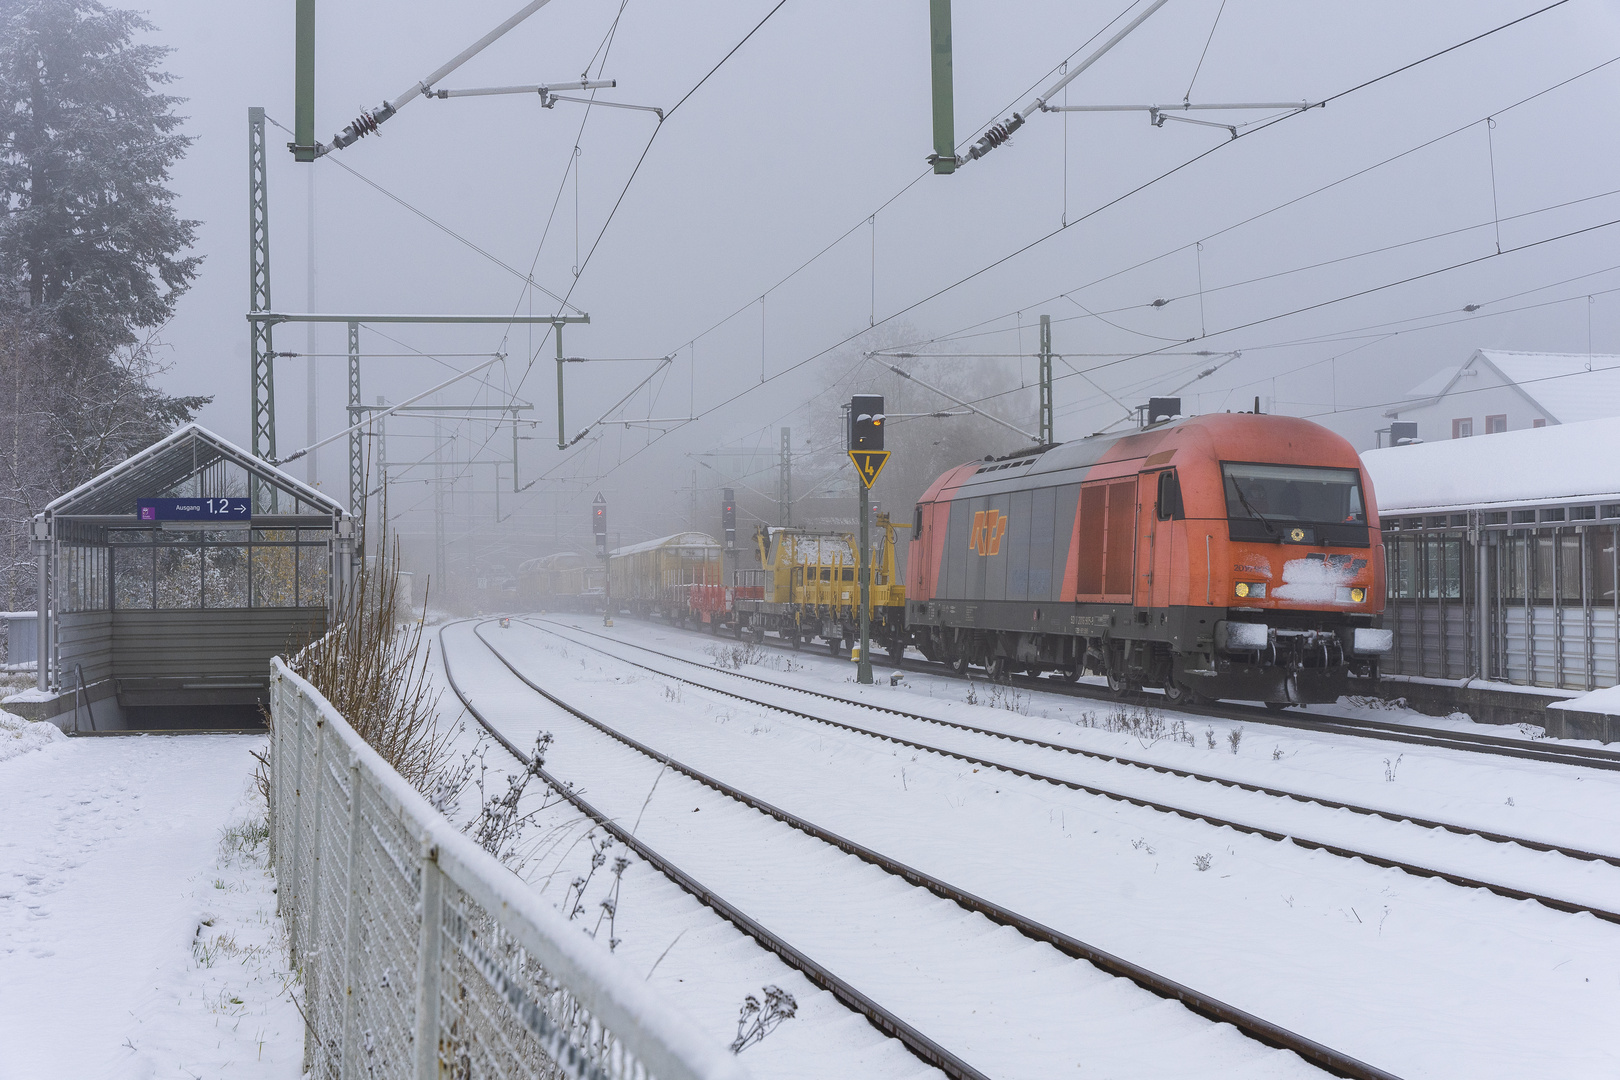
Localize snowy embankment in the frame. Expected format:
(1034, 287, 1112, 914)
(0, 709, 65, 764)
(0, 734, 300, 1079)
(471, 615, 1620, 1080)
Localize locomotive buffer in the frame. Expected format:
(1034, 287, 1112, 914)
(849, 396, 889, 685)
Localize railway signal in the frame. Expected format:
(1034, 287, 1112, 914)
(592, 493, 607, 557)
(847, 395, 888, 685)
(722, 488, 736, 549)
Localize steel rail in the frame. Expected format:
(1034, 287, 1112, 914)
(534, 619, 1620, 866)
(437, 623, 991, 1080)
(455, 621, 1403, 1080)
(521, 620, 1620, 924)
(590, 611, 1620, 771)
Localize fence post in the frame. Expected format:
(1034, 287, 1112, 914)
(304, 710, 328, 1073)
(289, 690, 307, 943)
(268, 674, 280, 878)
(414, 838, 443, 1080)
(340, 758, 364, 1079)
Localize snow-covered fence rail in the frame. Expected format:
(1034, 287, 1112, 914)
(268, 657, 748, 1080)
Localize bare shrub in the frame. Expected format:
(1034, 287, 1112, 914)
(730, 985, 798, 1054)
(290, 538, 452, 793)
(1193, 853, 1213, 872)
(1227, 727, 1243, 755)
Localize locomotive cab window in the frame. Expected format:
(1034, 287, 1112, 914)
(1155, 470, 1183, 521)
(1223, 462, 1368, 545)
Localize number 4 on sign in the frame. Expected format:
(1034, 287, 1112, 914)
(848, 449, 890, 488)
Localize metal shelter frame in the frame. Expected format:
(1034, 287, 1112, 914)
(32, 425, 349, 704)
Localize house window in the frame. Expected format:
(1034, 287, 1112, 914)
(1533, 418, 1547, 428)
(1485, 414, 1507, 434)
(1451, 417, 1473, 439)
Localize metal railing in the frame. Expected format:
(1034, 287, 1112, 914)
(269, 657, 750, 1080)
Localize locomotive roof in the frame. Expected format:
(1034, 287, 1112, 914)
(945, 413, 1362, 498)
(610, 531, 721, 557)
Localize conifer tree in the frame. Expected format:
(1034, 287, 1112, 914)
(0, 0, 207, 609)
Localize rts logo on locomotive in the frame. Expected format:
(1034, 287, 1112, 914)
(969, 510, 1008, 556)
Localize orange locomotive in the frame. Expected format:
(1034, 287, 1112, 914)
(905, 411, 1391, 705)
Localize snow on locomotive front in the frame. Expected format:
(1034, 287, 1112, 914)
(904, 412, 1389, 704)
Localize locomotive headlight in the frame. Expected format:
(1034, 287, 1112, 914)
(1350, 586, 1366, 604)
(1234, 582, 1265, 599)
(1234, 582, 1248, 598)
(1335, 586, 1369, 604)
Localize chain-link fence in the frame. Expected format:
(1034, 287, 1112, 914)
(269, 658, 749, 1080)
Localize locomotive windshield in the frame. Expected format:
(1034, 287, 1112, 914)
(1222, 463, 1365, 524)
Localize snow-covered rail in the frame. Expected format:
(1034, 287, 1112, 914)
(529, 619, 1620, 925)
(267, 658, 749, 1080)
(449, 621, 1400, 1080)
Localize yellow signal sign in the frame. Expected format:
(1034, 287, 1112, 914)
(848, 449, 891, 489)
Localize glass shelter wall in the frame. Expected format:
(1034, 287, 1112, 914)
(1383, 509, 1620, 691)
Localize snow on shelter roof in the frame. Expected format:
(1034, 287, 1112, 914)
(43, 423, 345, 519)
(1362, 415, 1620, 513)
(609, 531, 720, 557)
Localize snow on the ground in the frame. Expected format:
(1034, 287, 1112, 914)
(0, 734, 301, 1080)
(0, 708, 65, 764)
(442, 621, 1321, 1080)
(484, 615, 1620, 1080)
(431, 629, 941, 1080)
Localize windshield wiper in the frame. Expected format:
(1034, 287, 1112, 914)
(1230, 479, 1280, 539)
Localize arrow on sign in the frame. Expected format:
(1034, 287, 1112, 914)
(848, 449, 890, 489)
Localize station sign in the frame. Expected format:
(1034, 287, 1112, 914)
(137, 497, 251, 522)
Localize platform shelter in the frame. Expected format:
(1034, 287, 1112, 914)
(29, 424, 351, 728)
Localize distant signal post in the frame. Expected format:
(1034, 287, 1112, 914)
(848, 395, 887, 685)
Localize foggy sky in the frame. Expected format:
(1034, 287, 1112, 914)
(128, 0, 1620, 565)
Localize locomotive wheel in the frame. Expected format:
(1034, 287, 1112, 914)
(950, 654, 970, 675)
(788, 629, 802, 650)
(1062, 666, 1081, 682)
(1106, 668, 1139, 696)
(827, 638, 840, 657)
(888, 640, 905, 665)
(1163, 679, 1200, 707)
(985, 656, 1011, 684)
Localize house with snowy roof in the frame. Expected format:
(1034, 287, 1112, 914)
(1381, 349, 1620, 442)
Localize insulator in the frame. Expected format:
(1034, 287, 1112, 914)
(965, 112, 1025, 161)
(349, 111, 380, 139)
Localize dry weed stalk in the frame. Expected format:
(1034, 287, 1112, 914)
(291, 538, 453, 793)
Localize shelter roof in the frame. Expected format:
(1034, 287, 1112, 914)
(43, 423, 344, 519)
(1362, 415, 1620, 513)
(610, 531, 719, 557)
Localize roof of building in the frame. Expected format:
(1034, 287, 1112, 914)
(1389, 349, 1620, 423)
(1478, 350, 1620, 424)
(1362, 414, 1620, 513)
(43, 423, 344, 519)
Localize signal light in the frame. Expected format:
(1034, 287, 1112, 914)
(849, 394, 885, 451)
(722, 488, 736, 548)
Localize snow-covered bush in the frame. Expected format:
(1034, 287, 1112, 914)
(0, 709, 66, 764)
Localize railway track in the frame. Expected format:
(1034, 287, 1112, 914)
(442, 620, 1400, 1080)
(617, 610, 1620, 772)
(524, 617, 1620, 925)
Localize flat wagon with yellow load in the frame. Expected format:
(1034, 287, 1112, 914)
(730, 514, 909, 658)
